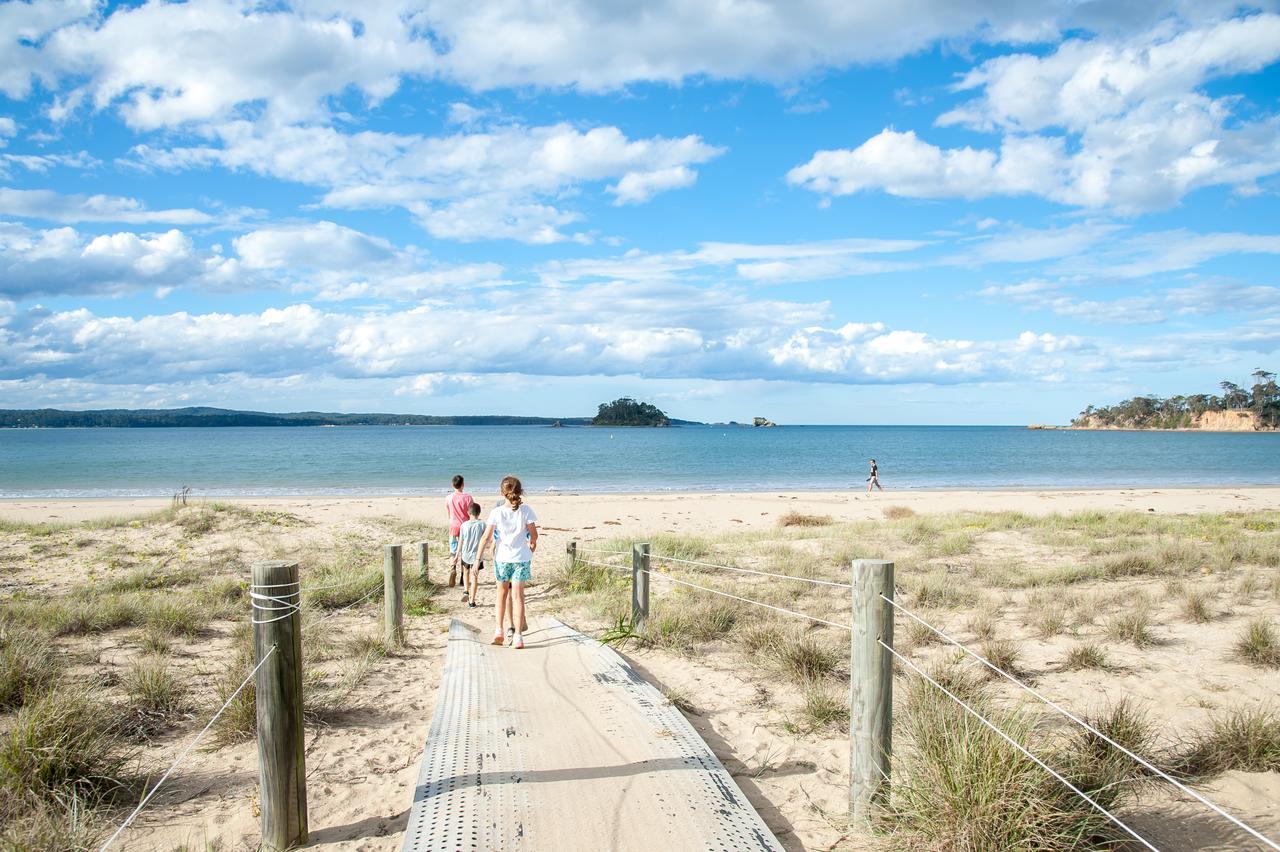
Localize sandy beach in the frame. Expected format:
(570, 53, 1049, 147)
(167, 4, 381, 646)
(2, 488, 1278, 851)
(7, 485, 1280, 530)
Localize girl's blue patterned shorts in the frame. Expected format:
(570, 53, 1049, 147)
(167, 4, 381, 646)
(495, 561, 531, 583)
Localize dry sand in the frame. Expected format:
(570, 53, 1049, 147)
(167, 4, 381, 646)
(3, 488, 1279, 851)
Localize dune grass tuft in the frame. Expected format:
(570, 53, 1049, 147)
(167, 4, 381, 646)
(979, 638, 1025, 680)
(1063, 642, 1109, 671)
(1232, 617, 1280, 669)
(885, 664, 1138, 850)
(771, 632, 843, 682)
(882, 505, 916, 520)
(1175, 706, 1280, 775)
(777, 511, 832, 528)
(0, 629, 61, 710)
(124, 658, 188, 721)
(799, 680, 847, 732)
(1106, 604, 1157, 648)
(0, 689, 131, 805)
(1180, 589, 1215, 624)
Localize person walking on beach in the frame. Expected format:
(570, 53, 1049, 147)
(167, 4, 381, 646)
(866, 458, 883, 493)
(474, 475, 538, 649)
(457, 502, 487, 607)
(445, 474, 473, 587)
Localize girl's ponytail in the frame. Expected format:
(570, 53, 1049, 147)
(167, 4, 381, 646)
(500, 475, 523, 509)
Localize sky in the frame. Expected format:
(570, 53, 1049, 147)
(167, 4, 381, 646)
(1, 1, 1279, 424)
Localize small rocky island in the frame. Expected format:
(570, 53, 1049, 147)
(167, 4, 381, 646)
(591, 397, 672, 427)
(752, 416, 777, 427)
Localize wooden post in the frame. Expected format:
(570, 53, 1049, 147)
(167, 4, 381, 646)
(849, 559, 894, 823)
(252, 560, 307, 850)
(416, 541, 429, 582)
(631, 541, 650, 629)
(566, 540, 577, 571)
(384, 544, 404, 646)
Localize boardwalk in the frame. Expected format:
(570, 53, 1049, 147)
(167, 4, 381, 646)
(402, 618, 783, 851)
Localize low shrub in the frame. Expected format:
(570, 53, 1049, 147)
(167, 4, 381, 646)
(1175, 706, 1280, 775)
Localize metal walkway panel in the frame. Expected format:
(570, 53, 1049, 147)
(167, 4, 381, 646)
(403, 618, 783, 852)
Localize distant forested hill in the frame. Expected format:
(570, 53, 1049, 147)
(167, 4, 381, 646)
(0, 407, 595, 428)
(1071, 370, 1279, 430)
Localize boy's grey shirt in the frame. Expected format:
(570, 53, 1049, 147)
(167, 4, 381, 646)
(458, 518, 486, 564)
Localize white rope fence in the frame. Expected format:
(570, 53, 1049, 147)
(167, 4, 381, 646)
(586, 541, 1277, 851)
(99, 645, 278, 851)
(651, 553, 852, 589)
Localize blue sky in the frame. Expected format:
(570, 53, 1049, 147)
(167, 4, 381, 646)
(1, 1, 1279, 424)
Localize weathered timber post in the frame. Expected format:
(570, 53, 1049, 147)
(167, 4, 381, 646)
(416, 541, 429, 582)
(849, 559, 894, 823)
(251, 560, 308, 850)
(566, 540, 577, 572)
(632, 541, 650, 629)
(384, 544, 404, 646)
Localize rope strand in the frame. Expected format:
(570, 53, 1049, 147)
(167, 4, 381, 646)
(881, 641, 1160, 852)
(881, 595, 1280, 851)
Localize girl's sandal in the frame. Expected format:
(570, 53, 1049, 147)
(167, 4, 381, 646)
(513, 634, 525, 650)
(490, 631, 504, 646)
(505, 627, 515, 646)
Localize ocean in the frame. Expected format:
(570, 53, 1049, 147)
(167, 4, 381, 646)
(2, 425, 1279, 499)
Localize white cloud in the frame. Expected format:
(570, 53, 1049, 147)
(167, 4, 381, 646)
(233, 221, 396, 271)
(394, 372, 481, 397)
(540, 236, 927, 285)
(44, 0, 435, 129)
(5, 0, 1225, 123)
(790, 14, 1280, 212)
(0, 0, 92, 99)
(0, 223, 232, 299)
(133, 120, 724, 243)
(0, 187, 215, 224)
(1, 281, 1100, 389)
(0, 118, 16, 146)
(980, 278, 1280, 324)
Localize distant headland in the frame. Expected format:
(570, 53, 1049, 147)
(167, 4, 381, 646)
(0, 402, 705, 429)
(1033, 369, 1279, 432)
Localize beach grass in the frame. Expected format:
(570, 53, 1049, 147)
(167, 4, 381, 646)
(1233, 617, 1280, 668)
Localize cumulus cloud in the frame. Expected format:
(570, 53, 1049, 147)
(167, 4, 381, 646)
(133, 120, 724, 243)
(790, 14, 1280, 212)
(0, 222, 234, 299)
(3, 0, 1224, 123)
(0, 187, 215, 224)
(0, 279, 1100, 390)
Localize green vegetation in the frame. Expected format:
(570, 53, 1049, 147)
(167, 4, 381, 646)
(1064, 642, 1109, 671)
(0, 630, 60, 710)
(1073, 368, 1279, 428)
(1233, 617, 1280, 668)
(885, 668, 1145, 850)
(590, 397, 671, 427)
(1175, 706, 1280, 775)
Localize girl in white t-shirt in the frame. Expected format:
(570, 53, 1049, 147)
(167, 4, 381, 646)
(474, 475, 538, 649)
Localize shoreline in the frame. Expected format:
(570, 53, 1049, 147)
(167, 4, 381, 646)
(4, 487, 1277, 529)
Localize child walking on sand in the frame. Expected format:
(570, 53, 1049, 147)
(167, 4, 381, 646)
(457, 502, 486, 607)
(474, 475, 538, 649)
(445, 474, 472, 587)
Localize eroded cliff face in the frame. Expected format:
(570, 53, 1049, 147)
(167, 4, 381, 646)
(1067, 410, 1270, 430)
(1193, 410, 1266, 431)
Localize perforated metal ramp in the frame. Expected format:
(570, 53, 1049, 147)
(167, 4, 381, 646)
(402, 618, 783, 852)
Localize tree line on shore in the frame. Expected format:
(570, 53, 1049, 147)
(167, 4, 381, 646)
(1073, 369, 1280, 429)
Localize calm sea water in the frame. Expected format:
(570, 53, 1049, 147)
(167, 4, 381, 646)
(1, 425, 1278, 498)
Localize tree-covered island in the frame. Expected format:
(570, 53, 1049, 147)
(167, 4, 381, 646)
(589, 398, 672, 427)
